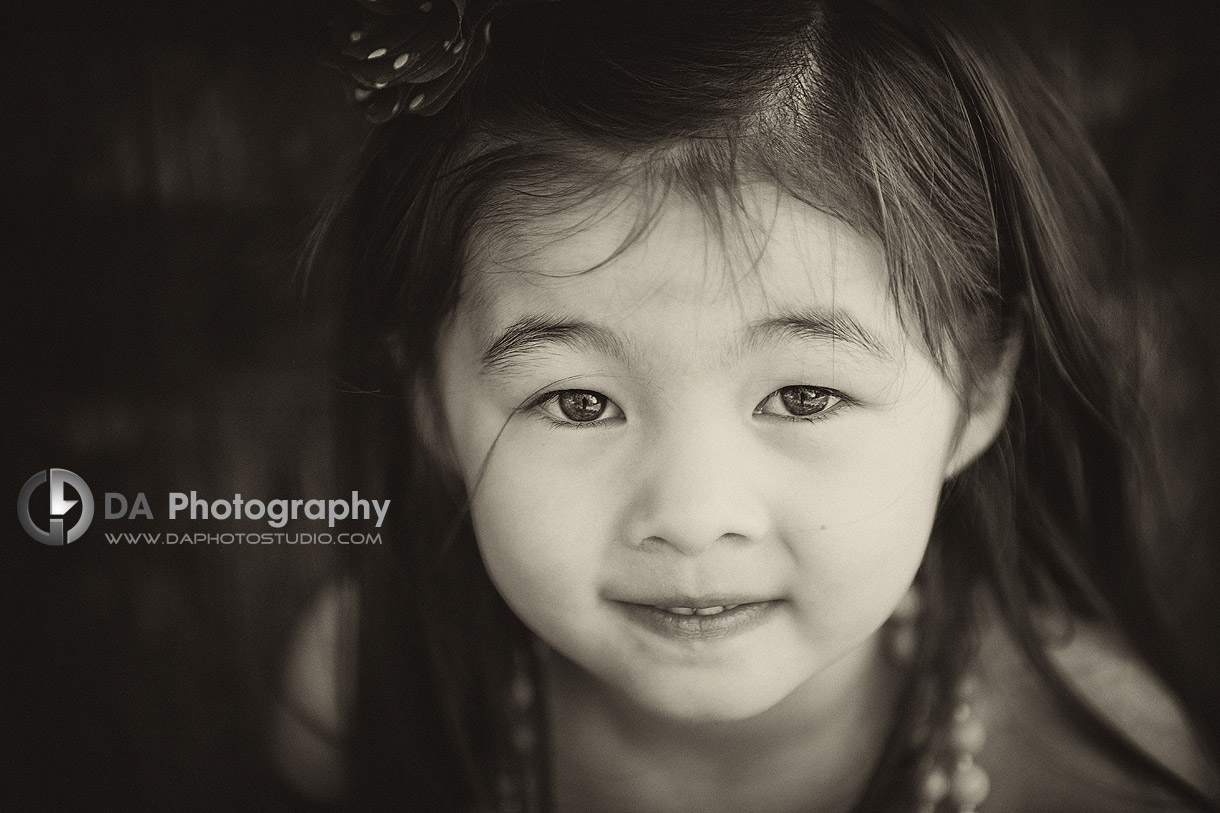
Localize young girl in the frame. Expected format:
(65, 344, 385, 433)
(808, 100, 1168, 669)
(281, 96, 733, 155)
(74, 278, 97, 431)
(276, 0, 1220, 810)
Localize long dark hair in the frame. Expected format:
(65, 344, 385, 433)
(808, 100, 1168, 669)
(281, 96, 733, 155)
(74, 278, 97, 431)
(304, 0, 1218, 809)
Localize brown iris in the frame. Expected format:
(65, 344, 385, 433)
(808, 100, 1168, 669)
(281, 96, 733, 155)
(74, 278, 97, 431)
(557, 390, 607, 422)
(779, 386, 831, 416)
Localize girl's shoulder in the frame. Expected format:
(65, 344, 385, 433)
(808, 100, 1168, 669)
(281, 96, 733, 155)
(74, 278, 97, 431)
(975, 611, 1219, 812)
(271, 579, 357, 805)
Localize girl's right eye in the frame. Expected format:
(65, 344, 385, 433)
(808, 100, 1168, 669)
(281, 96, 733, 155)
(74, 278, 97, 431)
(533, 389, 624, 427)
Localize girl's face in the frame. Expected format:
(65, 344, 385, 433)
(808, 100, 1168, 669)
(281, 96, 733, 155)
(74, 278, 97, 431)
(435, 185, 1002, 722)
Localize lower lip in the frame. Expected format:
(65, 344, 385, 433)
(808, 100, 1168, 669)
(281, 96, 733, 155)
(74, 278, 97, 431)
(617, 601, 779, 642)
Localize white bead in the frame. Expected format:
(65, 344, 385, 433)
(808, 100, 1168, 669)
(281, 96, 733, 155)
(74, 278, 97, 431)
(393, 53, 411, 70)
(920, 767, 949, 802)
(950, 715, 987, 755)
(511, 674, 533, 709)
(889, 623, 918, 664)
(955, 673, 980, 700)
(367, 47, 387, 60)
(949, 761, 990, 808)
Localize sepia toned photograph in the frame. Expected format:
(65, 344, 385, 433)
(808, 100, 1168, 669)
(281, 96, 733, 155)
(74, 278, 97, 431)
(5, 0, 1220, 810)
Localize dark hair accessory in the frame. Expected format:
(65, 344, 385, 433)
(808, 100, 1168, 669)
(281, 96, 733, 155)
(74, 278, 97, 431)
(328, 0, 554, 122)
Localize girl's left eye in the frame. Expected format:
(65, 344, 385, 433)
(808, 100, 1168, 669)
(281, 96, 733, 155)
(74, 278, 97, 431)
(534, 389, 624, 426)
(754, 385, 846, 421)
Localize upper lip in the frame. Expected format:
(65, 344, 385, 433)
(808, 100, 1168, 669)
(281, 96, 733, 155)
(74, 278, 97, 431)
(611, 596, 776, 610)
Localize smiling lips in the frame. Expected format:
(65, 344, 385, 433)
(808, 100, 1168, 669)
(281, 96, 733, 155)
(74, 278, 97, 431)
(617, 598, 780, 641)
(658, 604, 742, 616)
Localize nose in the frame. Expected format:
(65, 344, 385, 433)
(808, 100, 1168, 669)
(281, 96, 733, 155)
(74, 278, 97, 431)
(621, 419, 770, 555)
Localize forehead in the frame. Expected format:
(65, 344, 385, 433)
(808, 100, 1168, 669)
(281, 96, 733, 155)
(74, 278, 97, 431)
(460, 183, 903, 351)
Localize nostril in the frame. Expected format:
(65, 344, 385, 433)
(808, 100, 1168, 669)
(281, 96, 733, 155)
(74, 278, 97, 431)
(636, 531, 753, 555)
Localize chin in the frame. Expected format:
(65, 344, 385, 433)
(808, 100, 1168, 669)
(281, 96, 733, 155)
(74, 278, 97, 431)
(626, 674, 797, 724)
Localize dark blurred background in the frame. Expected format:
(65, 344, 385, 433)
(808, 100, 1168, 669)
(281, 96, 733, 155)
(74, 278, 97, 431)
(2, 2, 365, 807)
(2, 0, 1218, 809)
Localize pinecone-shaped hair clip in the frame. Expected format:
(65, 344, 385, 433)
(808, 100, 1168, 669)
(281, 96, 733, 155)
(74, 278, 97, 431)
(327, 0, 555, 122)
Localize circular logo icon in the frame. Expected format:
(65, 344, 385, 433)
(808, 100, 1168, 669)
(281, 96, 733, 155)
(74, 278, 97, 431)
(18, 468, 95, 546)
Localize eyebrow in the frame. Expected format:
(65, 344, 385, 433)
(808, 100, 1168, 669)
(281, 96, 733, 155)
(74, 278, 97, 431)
(481, 315, 629, 375)
(744, 308, 892, 360)
(480, 307, 891, 376)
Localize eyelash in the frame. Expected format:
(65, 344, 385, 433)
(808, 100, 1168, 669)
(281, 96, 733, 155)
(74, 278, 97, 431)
(754, 386, 853, 424)
(522, 390, 622, 430)
(521, 385, 853, 428)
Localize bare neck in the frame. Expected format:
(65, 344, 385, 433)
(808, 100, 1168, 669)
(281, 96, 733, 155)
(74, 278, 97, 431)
(544, 635, 902, 813)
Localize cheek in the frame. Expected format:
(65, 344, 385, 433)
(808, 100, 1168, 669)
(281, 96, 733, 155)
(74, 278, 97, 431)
(774, 399, 953, 636)
(466, 436, 613, 622)
(783, 476, 936, 642)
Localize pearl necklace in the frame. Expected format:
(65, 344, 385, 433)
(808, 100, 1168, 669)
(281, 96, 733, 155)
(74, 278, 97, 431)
(886, 588, 991, 813)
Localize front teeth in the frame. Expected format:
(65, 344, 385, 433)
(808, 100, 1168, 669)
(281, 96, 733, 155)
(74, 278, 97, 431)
(658, 604, 741, 616)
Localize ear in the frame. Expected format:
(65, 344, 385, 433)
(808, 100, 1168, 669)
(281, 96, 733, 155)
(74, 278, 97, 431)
(383, 329, 463, 476)
(943, 332, 1022, 480)
(408, 373, 463, 476)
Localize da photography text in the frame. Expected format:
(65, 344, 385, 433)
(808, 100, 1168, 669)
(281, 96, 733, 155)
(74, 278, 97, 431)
(106, 491, 390, 529)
